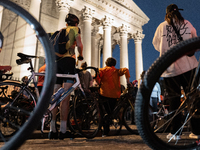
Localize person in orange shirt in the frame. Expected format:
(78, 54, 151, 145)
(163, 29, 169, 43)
(37, 63, 46, 94)
(96, 57, 130, 136)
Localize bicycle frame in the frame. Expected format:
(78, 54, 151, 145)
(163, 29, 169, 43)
(47, 73, 82, 112)
(113, 91, 134, 118)
(15, 53, 98, 134)
(40, 70, 95, 132)
(16, 61, 85, 133)
(99, 86, 134, 123)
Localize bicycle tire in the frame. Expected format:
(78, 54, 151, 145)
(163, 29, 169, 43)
(73, 91, 101, 139)
(123, 103, 138, 134)
(0, 80, 37, 140)
(67, 105, 79, 134)
(0, 1, 56, 149)
(135, 37, 200, 150)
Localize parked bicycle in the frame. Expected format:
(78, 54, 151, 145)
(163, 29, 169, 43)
(0, 53, 48, 143)
(70, 86, 101, 139)
(121, 84, 137, 134)
(73, 83, 137, 138)
(40, 64, 100, 139)
(0, 1, 56, 149)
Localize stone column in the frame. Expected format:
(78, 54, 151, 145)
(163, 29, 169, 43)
(102, 16, 113, 67)
(0, 6, 3, 28)
(21, 0, 41, 79)
(81, 6, 94, 67)
(91, 26, 99, 68)
(56, 0, 72, 30)
(1, 2, 30, 79)
(133, 31, 145, 80)
(91, 25, 101, 75)
(119, 24, 129, 87)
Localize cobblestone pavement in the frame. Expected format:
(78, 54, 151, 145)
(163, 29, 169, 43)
(2, 128, 152, 150)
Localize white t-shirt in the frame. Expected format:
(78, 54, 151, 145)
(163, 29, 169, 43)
(152, 20, 198, 77)
(151, 82, 161, 102)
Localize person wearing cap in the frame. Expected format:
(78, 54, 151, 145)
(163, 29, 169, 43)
(48, 13, 83, 140)
(132, 80, 138, 87)
(132, 80, 138, 97)
(153, 4, 199, 140)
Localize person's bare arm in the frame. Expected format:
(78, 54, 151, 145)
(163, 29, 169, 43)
(76, 35, 83, 57)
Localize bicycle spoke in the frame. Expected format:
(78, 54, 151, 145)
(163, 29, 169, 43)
(0, 1, 55, 149)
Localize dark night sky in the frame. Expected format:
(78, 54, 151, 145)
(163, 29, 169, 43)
(112, 0, 200, 81)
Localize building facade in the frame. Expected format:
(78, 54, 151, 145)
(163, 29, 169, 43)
(0, 0, 149, 86)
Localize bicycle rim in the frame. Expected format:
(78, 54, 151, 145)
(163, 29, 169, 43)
(0, 0, 55, 149)
(135, 37, 200, 150)
(0, 81, 36, 141)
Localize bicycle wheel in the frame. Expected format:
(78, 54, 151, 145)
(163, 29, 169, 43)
(135, 37, 200, 150)
(73, 90, 101, 139)
(0, 1, 55, 149)
(123, 103, 138, 134)
(67, 105, 79, 134)
(0, 81, 36, 140)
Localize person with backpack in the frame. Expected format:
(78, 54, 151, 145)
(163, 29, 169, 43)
(48, 13, 83, 140)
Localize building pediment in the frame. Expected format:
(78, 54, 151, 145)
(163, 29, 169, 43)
(71, 0, 149, 33)
(112, 0, 149, 20)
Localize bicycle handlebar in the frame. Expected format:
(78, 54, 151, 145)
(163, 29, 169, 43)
(77, 55, 83, 61)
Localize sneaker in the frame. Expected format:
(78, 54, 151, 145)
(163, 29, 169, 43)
(48, 131, 58, 139)
(59, 131, 76, 140)
(166, 133, 181, 140)
(189, 133, 200, 139)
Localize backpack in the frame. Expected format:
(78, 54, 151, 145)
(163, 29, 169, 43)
(49, 29, 67, 60)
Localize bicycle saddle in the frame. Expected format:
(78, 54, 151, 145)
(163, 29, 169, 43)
(16, 53, 38, 65)
(17, 53, 37, 59)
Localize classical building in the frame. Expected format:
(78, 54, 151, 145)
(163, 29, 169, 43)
(0, 0, 149, 86)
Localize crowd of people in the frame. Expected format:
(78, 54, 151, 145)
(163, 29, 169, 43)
(44, 3, 200, 140)
(1, 3, 198, 142)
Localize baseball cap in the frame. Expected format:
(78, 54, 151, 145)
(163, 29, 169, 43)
(132, 80, 138, 85)
(166, 4, 183, 14)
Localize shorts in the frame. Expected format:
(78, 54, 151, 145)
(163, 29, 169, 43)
(56, 57, 76, 84)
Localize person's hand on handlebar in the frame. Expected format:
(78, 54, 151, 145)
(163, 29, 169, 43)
(77, 55, 83, 61)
